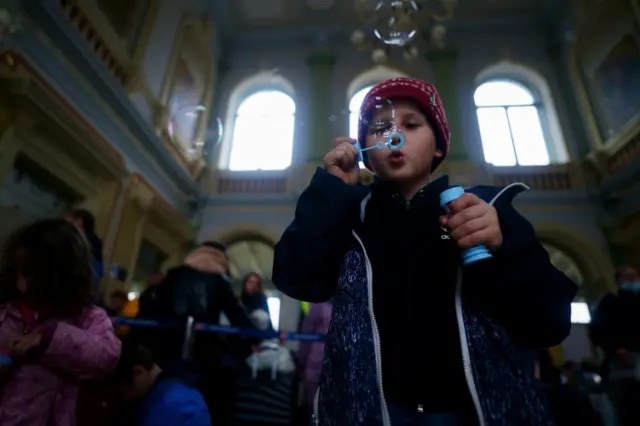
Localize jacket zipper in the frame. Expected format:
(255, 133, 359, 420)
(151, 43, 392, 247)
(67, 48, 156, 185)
(454, 183, 528, 426)
(353, 231, 392, 426)
(455, 272, 486, 426)
(312, 390, 320, 425)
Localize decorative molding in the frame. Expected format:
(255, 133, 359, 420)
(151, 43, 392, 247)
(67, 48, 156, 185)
(20, 1, 200, 204)
(486, 163, 584, 191)
(0, 8, 23, 36)
(156, 13, 216, 173)
(0, 55, 128, 178)
(208, 223, 281, 246)
(216, 175, 289, 194)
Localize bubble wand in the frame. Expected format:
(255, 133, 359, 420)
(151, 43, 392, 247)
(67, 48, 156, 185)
(354, 132, 406, 163)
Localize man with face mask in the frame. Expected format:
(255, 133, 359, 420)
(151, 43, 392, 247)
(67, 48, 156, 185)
(591, 267, 640, 426)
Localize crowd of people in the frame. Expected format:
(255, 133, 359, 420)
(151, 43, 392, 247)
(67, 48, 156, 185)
(0, 76, 638, 426)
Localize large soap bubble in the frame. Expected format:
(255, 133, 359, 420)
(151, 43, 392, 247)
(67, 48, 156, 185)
(373, 0, 419, 46)
(168, 105, 223, 157)
(355, 96, 405, 162)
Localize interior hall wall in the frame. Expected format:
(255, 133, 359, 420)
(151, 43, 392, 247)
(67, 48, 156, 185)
(202, 26, 612, 301)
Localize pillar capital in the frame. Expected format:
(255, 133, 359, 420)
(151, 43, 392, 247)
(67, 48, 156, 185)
(306, 52, 337, 68)
(425, 48, 458, 62)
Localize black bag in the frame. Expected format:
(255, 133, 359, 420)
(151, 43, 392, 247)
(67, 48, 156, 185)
(234, 370, 299, 425)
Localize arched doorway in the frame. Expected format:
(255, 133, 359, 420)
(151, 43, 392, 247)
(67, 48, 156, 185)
(542, 243, 589, 324)
(226, 239, 280, 329)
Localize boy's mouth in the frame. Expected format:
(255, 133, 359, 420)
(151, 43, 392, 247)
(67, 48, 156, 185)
(388, 151, 405, 164)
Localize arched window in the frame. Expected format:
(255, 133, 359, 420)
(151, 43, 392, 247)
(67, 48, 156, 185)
(348, 85, 374, 140)
(228, 90, 296, 171)
(474, 80, 550, 167)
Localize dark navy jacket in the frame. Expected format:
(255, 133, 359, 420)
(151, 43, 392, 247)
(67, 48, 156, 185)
(272, 168, 577, 426)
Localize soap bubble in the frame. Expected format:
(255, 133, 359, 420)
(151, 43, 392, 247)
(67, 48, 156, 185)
(208, 117, 224, 146)
(168, 105, 223, 158)
(359, 95, 396, 131)
(357, 96, 407, 152)
(168, 105, 206, 145)
(374, 0, 419, 46)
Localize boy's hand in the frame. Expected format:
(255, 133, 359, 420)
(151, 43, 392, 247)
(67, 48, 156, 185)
(323, 138, 360, 185)
(440, 193, 503, 251)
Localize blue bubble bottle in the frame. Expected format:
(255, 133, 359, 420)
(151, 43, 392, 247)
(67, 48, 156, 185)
(440, 186, 493, 265)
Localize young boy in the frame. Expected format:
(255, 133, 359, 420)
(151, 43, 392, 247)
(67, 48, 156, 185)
(108, 339, 211, 426)
(272, 77, 577, 426)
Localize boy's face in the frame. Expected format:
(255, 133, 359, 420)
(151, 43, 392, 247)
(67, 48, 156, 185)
(117, 366, 154, 402)
(364, 98, 441, 183)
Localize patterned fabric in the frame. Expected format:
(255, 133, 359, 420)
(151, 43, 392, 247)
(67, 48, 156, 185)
(357, 77, 451, 171)
(318, 251, 382, 425)
(0, 304, 121, 426)
(314, 187, 554, 426)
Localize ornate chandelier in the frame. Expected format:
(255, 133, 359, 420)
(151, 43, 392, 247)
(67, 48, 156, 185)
(351, 0, 457, 64)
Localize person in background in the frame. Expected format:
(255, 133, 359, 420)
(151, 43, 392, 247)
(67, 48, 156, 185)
(240, 272, 272, 329)
(65, 209, 105, 286)
(0, 219, 121, 426)
(298, 301, 332, 409)
(535, 350, 603, 426)
(590, 266, 640, 426)
(272, 77, 577, 425)
(137, 273, 164, 314)
(107, 339, 211, 426)
(135, 242, 257, 426)
(106, 290, 129, 317)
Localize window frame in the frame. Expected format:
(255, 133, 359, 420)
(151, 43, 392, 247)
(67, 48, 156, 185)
(474, 77, 556, 166)
(348, 85, 375, 140)
(224, 88, 297, 171)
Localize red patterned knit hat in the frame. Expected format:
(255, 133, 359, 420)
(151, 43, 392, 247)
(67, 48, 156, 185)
(358, 77, 450, 171)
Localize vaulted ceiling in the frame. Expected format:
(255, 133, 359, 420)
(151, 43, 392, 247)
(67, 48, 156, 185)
(209, 0, 570, 45)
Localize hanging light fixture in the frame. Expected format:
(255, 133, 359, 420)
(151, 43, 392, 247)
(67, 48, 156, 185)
(351, 0, 457, 63)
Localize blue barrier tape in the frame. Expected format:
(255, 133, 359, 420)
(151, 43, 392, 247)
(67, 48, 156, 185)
(112, 317, 325, 342)
(113, 317, 182, 329)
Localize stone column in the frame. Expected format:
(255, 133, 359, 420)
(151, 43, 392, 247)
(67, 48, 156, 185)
(426, 49, 467, 161)
(306, 53, 336, 164)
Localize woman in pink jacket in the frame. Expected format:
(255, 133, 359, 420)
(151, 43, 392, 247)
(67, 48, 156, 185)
(298, 301, 332, 408)
(0, 219, 121, 426)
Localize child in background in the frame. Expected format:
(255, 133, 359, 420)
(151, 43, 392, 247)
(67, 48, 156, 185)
(0, 219, 121, 426)
(273, 77, 577, 425)
(107, 339, 211, 426)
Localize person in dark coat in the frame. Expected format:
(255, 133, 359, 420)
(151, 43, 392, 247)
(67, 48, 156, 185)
(535, 350, 603, 426)
(590, 267, 640, 426)
(135, 241, 257, 426)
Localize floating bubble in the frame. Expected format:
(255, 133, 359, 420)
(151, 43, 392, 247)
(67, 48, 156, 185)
(167, 105, 223, 158)
(208, 117, 224, 146)
(373, 0, 419, 46)
(359, 95, 396, 129)
(168, 105, 207, 145)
